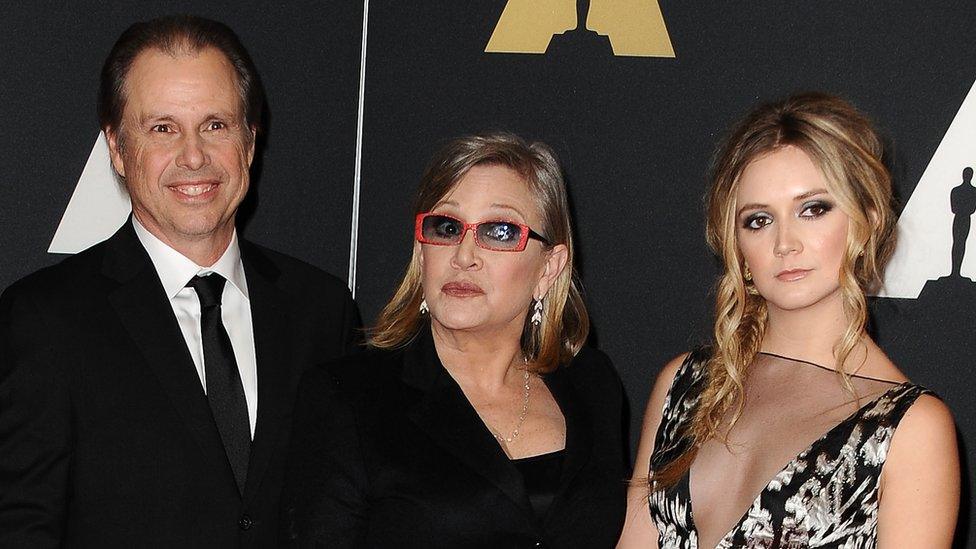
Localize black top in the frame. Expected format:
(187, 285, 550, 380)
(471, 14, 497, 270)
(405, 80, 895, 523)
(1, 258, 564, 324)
(512, 450, 565, 523)
(281, 327, 627, 548)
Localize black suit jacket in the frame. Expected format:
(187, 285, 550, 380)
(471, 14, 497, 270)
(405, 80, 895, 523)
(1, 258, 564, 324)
(282, 328, 626, 548)
(0, 223, 360, 548)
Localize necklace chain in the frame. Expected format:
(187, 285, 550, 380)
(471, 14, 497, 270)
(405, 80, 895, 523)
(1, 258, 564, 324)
(492, 362, 531, 444)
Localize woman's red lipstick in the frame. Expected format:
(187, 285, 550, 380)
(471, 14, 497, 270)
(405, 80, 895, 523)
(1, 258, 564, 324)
(441, 282, 484, 297)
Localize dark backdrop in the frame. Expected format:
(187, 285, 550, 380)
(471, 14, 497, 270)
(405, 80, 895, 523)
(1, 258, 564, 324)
(1, 2, 972, 545)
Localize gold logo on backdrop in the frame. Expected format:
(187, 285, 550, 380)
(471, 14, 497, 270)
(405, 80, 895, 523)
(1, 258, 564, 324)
(486, 0, 675, 57)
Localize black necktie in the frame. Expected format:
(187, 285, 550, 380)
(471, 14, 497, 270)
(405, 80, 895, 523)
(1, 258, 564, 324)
(188, 274, 250, 494)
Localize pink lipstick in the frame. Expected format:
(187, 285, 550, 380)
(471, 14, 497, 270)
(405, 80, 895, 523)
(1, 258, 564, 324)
(776, 268, 811, 282)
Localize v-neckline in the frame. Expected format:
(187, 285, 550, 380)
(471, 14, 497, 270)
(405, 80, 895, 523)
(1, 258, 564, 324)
(685, 381, 909, 549)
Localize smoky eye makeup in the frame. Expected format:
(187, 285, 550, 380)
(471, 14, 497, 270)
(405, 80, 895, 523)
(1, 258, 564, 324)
(741, 211, 772, 230)
(799, 199, 835, 218)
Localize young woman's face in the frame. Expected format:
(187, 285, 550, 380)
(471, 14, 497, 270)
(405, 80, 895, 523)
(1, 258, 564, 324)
(735, 146, 851, 314)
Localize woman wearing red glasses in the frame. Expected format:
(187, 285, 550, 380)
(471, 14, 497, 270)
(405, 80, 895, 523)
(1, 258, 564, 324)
(282, 132, 626, 547)
(618, 93, 960, 548)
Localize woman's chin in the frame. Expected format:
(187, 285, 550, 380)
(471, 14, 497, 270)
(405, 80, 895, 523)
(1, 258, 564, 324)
(430, 313, 490, 333)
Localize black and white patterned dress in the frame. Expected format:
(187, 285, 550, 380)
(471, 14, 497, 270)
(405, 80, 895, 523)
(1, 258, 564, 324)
(647, 349, 930, 549)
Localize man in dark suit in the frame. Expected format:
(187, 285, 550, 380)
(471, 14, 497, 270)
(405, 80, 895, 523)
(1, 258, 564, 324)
(0, 16, 359, 548)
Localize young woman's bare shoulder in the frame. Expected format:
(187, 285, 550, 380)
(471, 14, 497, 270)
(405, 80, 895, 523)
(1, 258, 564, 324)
(883, 393, 958, 486)
(658, 352, 689, 384)
(641, 352, 691, 429)
(859, 340, 910, 383)
(890, 393, 956, 450)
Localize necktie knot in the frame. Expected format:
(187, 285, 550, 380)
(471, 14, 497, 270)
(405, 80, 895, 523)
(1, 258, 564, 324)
(188, 274, 226, 308)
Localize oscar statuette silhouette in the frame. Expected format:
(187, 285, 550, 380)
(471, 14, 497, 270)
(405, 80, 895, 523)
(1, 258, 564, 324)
(950, 167, 976, 278)
(872, 167, 976, 403)
(906, 168, 976, 303)
(547, 0, 613, 56)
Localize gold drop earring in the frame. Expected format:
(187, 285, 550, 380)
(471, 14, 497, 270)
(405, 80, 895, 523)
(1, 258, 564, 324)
(743, 263, 760, 295)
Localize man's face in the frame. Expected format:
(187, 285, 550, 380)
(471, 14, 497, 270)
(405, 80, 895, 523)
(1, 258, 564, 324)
(107, 47, 254, 250)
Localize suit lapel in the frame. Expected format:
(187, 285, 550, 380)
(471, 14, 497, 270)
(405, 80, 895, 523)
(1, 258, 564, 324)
(543, 367, 593, 518)
(102, 224, 236, 490)
(239, 242, 292, 505)
(403, 330, 533, 515)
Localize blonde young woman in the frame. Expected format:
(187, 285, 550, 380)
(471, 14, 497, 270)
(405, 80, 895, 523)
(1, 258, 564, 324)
(282, 133, 626, 548)
(618, 93, 960, 548)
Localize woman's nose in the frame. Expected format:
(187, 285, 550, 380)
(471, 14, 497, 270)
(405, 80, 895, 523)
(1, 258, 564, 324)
(451, 229, 482, 269)
(774, 221, 802, 257)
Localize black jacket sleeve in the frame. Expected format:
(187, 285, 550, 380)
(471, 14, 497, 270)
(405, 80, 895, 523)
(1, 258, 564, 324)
(0, 283, 71, 549)
(281, 364, 369, 548)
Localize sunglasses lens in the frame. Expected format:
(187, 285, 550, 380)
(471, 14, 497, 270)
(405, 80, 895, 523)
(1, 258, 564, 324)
(421, 215, 463, 243)
(477, 222, 523, 250)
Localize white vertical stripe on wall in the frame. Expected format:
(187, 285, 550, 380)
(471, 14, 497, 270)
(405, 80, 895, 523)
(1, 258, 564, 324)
(348, 0, 370, 297)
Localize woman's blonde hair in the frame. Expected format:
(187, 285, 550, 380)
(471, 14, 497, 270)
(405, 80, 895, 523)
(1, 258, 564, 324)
(368, 132, 589, 374)
(652, 92, 897, 489)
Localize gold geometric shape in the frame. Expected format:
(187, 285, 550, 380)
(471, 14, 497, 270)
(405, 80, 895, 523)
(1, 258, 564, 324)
(485, 0, 675, 58)
(485, 0, 576, 54)
(587, 0, 675, 57)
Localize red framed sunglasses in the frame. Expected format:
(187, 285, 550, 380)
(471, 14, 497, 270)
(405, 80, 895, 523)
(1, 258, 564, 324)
(415, 212, 550, 252)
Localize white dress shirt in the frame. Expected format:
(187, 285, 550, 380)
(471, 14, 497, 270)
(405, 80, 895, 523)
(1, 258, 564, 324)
(132, 218, 258, 438)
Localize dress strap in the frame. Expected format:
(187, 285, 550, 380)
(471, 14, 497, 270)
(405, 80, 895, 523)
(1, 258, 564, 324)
(649, 347, 710, 473)
(856, 383, 932, 450)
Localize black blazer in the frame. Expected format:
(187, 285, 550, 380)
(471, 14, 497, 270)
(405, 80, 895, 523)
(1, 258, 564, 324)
(0, 223, 360, 548)
(282, 328, 626, 548)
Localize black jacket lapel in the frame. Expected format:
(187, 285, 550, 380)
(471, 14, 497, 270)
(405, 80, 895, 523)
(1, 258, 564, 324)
(542, 367, 593, 521)
(239, 243, 292, 505)
(402, 330, 533, 515)
(102, 223, 237, 491)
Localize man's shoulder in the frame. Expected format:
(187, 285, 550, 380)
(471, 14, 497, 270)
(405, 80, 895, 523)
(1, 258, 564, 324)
(302, 346, 403, 397)
(240, 239, 348, 296)
(2, 240, 110, 304)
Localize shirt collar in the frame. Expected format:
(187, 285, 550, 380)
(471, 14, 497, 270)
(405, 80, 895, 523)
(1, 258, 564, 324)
(132, 217, 249, 301)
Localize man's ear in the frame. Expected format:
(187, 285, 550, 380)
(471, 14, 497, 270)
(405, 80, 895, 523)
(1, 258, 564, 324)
(105, 128, 126, 179)
(534, 244, 569, 299)
(246, 125, 257, 166)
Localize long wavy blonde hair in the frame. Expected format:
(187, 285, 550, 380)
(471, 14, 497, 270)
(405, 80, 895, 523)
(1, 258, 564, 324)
(368, 132, 589, 374)
(651, 92, 897, 489)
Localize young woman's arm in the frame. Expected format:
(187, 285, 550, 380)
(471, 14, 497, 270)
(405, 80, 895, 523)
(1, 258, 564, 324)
(877, 394, 960, 548)
(616, 353, 687, 549)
